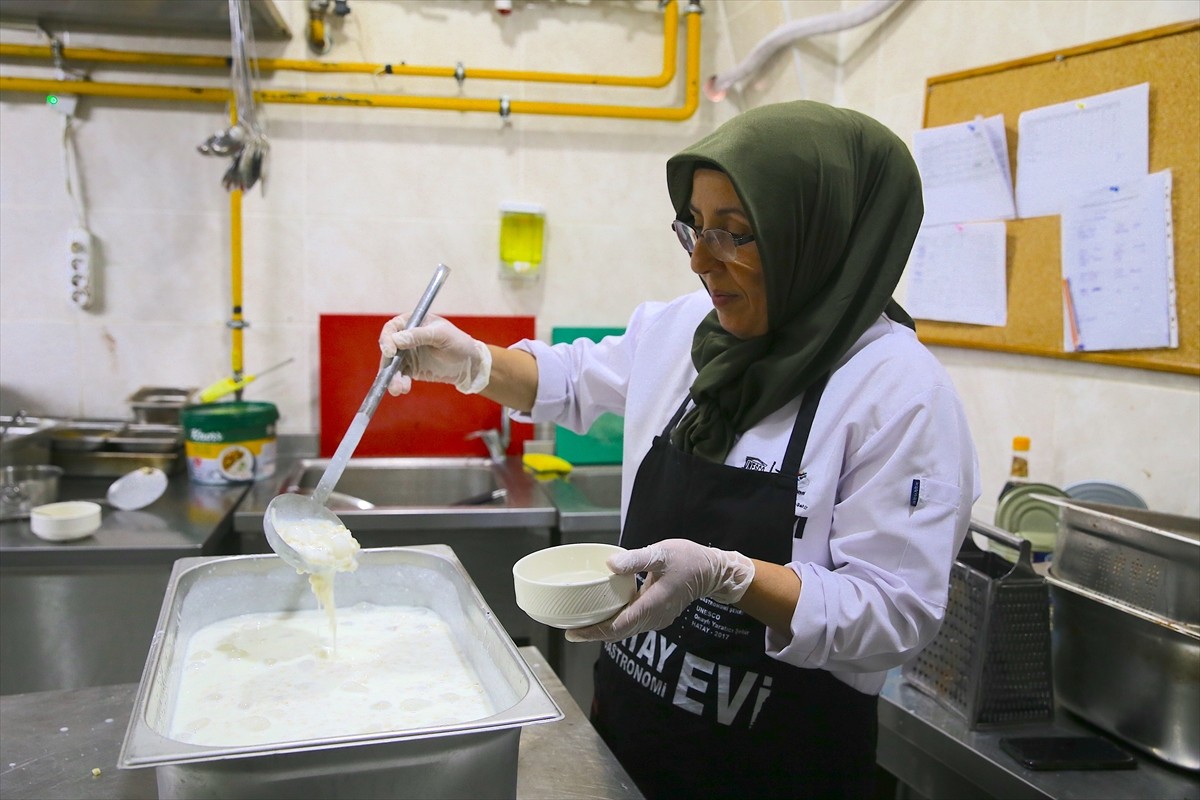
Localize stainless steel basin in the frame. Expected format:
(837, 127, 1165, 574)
(0, 414, 58, 467)
(289, 458, 498, 506)
(266, 457, 557, 531)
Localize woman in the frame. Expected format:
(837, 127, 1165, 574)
(379, 101, 978, 799)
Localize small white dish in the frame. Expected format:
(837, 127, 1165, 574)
(30, 501, 102, 541)
(107, 467, 168, 511)
(513, 543, 636, 629)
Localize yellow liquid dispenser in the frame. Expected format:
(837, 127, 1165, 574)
(499, 202, 545, 280)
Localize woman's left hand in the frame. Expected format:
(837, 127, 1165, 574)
(565, 539, 755, 643)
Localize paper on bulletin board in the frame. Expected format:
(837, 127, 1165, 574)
(1060, 169, 1177, 353)
(913, 114, 1015, 226)
(905, 222, 1007, 326)
(1015, 82, 1149, 218)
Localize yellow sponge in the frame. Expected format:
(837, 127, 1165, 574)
(522, 453, 574, 477)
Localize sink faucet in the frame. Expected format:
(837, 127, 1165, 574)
(468, 407, 511, 462)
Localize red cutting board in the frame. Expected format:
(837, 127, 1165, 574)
(319, 315, 535, 458)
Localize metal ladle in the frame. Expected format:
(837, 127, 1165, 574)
(264, 263, 450, 573)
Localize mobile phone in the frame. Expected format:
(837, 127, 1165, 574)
(999, 736, 1137, 771)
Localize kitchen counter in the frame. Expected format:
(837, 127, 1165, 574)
(0, 646, 642, 800)
(0, 471, 247, 695)
(878, 670, 1200, 799)
(0, 472, 246, 568)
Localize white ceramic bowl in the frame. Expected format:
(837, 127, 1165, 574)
(30, 501, 102, 541)
(513, 543, 636, 629)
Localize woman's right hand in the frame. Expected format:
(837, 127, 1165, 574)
(379, 312, 492, 396)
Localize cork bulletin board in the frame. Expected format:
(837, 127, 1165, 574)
(916, 20, 1199, 375)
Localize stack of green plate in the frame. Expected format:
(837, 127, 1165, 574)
(993, 482, 1069, 563)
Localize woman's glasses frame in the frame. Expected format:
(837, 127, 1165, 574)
(671, 220, 757, 263)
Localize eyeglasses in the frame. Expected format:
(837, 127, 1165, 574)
(671, 220, 756, 262)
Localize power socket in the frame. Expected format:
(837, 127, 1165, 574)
(67, 227, 93, 309)
(47, 93, 79, 117)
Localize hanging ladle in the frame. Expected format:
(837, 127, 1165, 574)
(264, 263, 450, 573)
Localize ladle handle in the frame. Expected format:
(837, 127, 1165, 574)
(361, 263, 451, 419)
(311, 264, 450, 506)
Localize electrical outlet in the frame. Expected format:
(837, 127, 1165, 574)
(67, 227, 93, 309)
(46, 93, 79, 117)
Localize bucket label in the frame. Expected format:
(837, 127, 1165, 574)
(186, 436, 277, 484)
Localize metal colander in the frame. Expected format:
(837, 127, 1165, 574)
(903, 520, 1054, 728)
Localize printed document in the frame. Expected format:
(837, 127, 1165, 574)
(906, 222, 1007, 326)
(914, 114, 1015, 226)
(1016, 83, 1149, 218)
(1060, 170, 1176, 352)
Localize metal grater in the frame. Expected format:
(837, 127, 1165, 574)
(903, 520, 1054, 728)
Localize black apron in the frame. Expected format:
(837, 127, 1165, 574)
(591, 374, 878, 800)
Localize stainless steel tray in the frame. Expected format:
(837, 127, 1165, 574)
(51, 449, 184, 477)
(1041, 496, 1199, 624)
(128, 386, 196, 425)
(119, 545, 562, 799)
(1047, 572, 1200, 771)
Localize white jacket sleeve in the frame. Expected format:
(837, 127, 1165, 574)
(767, 382, 978, 675)
(510, 297, 688, 433)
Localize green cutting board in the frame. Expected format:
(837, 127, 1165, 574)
(551, 327, 625, 465)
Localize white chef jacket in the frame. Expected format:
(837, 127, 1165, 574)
(513, 289, 980, 693)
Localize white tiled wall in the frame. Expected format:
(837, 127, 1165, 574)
(1, 0, 1197, 517)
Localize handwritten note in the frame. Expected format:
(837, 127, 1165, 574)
(914, 114, 1015, 226)
(1060, 170, 1176, 352)
(1015, 83, 1149, 218)
(906, 222, 1007, 326)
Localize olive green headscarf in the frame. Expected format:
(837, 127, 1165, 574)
(666, 100, 923, 462)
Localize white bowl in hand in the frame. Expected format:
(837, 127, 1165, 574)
(513, 543, 636, 629)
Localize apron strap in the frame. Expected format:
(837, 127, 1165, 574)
(780, 372, 831, 476)
(660, 394, 693, 438)
(662, 372, 830, 471)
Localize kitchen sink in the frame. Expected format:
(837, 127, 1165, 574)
(287, 457, 500, 507)
(258, 456, 557, 531)
(0, 414, 58, 467)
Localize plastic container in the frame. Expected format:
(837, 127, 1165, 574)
(180, 402, 278, 485)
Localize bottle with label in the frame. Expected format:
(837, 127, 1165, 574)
(998, 436, 1031, 500)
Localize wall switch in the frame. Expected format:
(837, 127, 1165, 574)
(67, 227, 93, 309)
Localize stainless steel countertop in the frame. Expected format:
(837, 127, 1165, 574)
(0, 473, 247, 568)
(878, 670, 1200, 799)
(0, 647, 642, 800)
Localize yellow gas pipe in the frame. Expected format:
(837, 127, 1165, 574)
(0, 0, 679, 88)
(0, 2, 699, 395)
(0, 7, 699, 120)
(228, 106, 245, 397)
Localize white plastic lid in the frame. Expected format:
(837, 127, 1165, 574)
(499, 201, 545, 215)
(107, 467, 168, 511)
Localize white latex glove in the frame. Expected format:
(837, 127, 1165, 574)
(379, 312, 492, 395)
(565, 538, 755, 643)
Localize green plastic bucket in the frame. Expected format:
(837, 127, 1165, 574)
(181, 401, 279, 484)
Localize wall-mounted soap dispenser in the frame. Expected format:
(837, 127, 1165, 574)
(499, 202, 545, 280)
